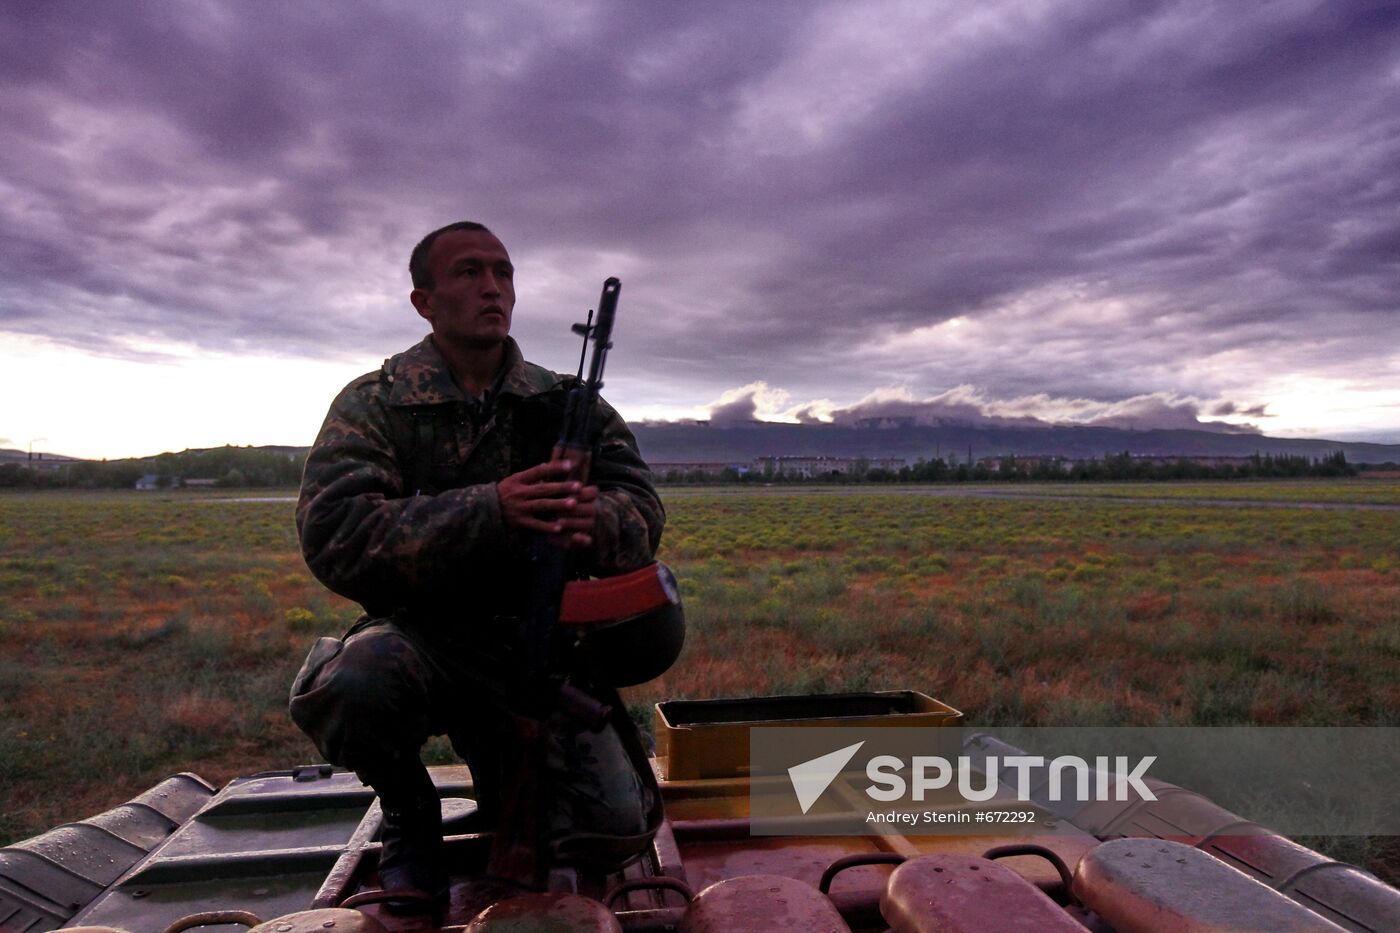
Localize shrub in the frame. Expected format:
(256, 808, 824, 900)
(1273, 580, 1337, 625)
(284, 607, 319, 631)
(1071, 563, 1106, 583)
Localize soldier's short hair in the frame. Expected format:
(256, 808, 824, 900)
(409, 221, 495, 290)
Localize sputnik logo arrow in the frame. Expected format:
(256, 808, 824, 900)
(788, 741, 865, 814)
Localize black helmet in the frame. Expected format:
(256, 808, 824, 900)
(572, 563, 685, 687)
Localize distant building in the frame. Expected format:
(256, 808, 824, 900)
(755, 455, 906, 478)
(135, 474, 161, 491)
(652, 461, 746, 479)
(18, 453, 81, 474)
(979, 456, 1074, 474)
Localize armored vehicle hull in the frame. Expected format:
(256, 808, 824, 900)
(3, 692, 1397, 932)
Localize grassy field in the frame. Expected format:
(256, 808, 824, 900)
(1, 483, 1397, 869)
(963, 478, 1400, 505)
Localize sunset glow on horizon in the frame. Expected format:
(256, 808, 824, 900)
(3, 2, 1397, 459)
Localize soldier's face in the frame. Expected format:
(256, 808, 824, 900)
(412, 229, 516, 348)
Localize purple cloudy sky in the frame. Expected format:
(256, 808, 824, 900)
(3, 0, 1398, 452)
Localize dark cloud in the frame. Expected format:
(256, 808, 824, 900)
(1, 0, 1397, 434)
(824, 389, 1047, 430)
(707, 392, 762, 426)
(702, 383, 1263, 435)
(818, 389, 1261, 434)
(1081, 397, 1261, 434)
(1210, 401, 1270, 418)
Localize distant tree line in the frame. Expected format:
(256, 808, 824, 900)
(1, 447, 1362, 490)
(0, 446, 304, 489)
(659, 451, 1357, 485)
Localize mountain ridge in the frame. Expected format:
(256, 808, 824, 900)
(3, 423, 1398, 467)
(628, 422, 1400, 465)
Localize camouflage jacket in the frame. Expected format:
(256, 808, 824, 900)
(297, 336, 664, 643)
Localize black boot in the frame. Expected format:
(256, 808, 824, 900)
(364, 763, 448, 913)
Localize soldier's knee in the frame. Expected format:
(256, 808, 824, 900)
(289, 628, 434, 766)
(327, 637, 397, 695)
(321, 631, 426, 703)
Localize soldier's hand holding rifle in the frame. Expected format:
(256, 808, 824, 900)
(497, 457, 598, 549)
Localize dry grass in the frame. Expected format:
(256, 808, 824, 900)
(2, 485, 1397, 877)
(630, 490, 1399, 730)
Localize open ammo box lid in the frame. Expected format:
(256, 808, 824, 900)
(654, 690, 963, 780)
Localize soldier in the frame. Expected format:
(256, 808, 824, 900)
(289, 221, 665, 908)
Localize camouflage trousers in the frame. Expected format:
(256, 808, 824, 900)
(288, 617, 657, 861)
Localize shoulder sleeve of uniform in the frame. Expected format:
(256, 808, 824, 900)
(586, 397, 665, 576)
(295, 374, 506, 612)
(350, 369, 383, 391)
(508, 359, 569, 397)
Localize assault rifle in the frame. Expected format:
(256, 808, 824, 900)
(519, 275, 622, 727)
(487, 278, 682, 889)
(485, 278, 621, 890)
